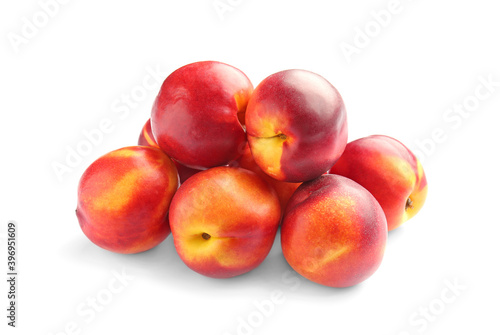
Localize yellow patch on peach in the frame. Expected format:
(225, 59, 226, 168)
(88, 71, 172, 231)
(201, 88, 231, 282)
(177, 235, 244, 267)
(249, 116, 285, 137)
(303, 245, 350, 274)
(106, 147, 141, 159)
(382, 155, 417, 189)
(247, 115, 294, 180)
(143, 129, 158, 148)
(248, 136, 286, 180)
(89, 170, 140, 212)
(234, 91, 249, 112)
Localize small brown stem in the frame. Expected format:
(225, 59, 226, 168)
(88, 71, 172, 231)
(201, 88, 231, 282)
(201, 233, 211, 240)
(405, 197, 414, 211)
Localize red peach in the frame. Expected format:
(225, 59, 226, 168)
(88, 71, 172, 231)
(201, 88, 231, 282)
(329, 135, 428, 231)
(76, 146, 179, 254)
(151, 61, 253, 169)
(169, 166, 281, 278)
(281, 174, 387, 288)
(245, 69, 347, 182)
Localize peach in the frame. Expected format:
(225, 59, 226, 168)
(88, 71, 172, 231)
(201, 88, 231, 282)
(76, 146, 179, 254)
(169, 166, 281, 278)
(229, 144, 301, 216)
(281, 174, 387, 287)
(245, 69, 347, 182)
(329, 135, 428, 231)
(151, 61, 253, 169)
(138, 118, 201, 183)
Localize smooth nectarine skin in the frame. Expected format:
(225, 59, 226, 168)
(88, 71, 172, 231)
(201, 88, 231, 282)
(329, 135, 428, 231)
(151, 61, 253, 169)
(169, 166, 281, 278)
(245, 69, 347, 182)
(281, 175, 387, 288)
(138, 118, 201, 183)
(229, 144, 301, 216)
(76, 146, 179, 254)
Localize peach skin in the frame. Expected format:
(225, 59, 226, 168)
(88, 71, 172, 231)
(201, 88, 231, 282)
(229, 144, 301, 217)
(245, 69, 347, 183)
(151, 61, 253, 169)
(281, 174, 388, 288)
(329, 135, 428, 231)
(169, 166, 281, 278)
(76, 146, 179, 254)
(138, 118, 160, 149)
(138, 118, 201, 183)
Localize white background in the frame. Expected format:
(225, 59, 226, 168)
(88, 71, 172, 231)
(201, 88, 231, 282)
(1, 0, 499, 334)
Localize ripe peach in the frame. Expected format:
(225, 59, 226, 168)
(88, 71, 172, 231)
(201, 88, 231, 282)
(151, 61, 253, 169)
(281, 174, 387, 288)
(138, 118, 201, 183)
(229, 144, 301, 216)
(245, 69, 347, 182)
(76, 146, 179, 254)
(329, 135, 428, 231)
(169, 166, 281, 278)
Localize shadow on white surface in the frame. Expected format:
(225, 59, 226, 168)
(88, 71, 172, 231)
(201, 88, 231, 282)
(62, 231, 370, 299)
(388, 225, 406, 237)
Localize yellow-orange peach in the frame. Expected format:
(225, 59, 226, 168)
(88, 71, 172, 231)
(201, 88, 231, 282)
(169, 166, 281, 278)
(76, 146, 178, 254)
(281, 174, 387, 288)
(329, 135, 428, 231)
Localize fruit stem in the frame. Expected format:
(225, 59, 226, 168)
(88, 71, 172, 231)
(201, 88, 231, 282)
(202, 233, 211, 240)
(405, 197, 414, 211)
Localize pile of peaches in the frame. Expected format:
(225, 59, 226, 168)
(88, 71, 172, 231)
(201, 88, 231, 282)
(76, 61, 427, 288)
